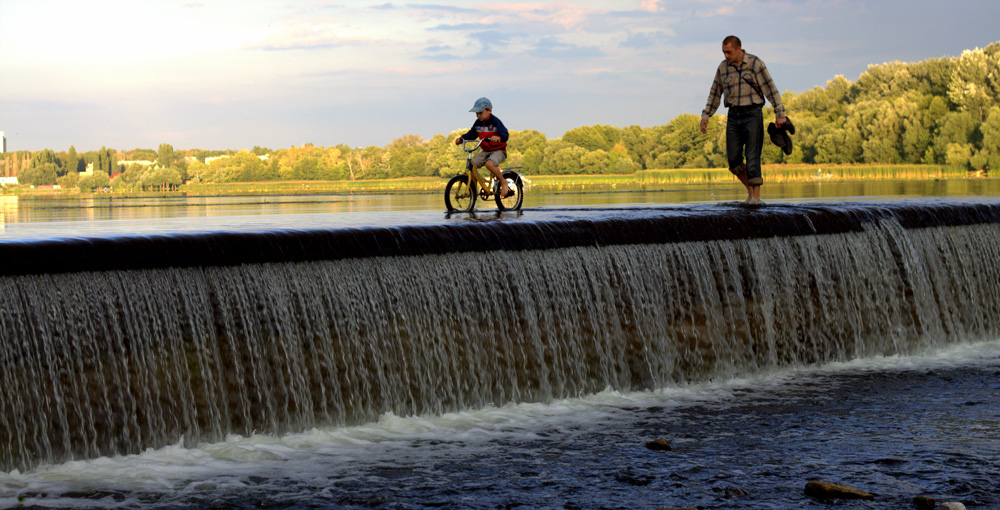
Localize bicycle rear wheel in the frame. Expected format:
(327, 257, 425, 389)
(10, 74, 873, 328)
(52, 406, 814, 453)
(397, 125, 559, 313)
(494, 172, 523, 211)
(445, 174, 476, 212)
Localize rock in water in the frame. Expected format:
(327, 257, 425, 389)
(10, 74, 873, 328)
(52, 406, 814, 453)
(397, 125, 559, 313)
(804, 481, 875, 501)
(644, 438, 673, 451)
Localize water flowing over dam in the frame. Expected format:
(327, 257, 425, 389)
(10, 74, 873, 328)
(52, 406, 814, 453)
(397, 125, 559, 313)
(2, 202, 999, 473)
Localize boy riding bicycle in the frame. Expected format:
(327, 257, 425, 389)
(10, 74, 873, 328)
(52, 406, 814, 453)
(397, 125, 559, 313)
(454, 97, 513, 198)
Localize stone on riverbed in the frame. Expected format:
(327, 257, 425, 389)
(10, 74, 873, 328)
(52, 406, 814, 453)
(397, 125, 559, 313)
(804, 481, 875, 501)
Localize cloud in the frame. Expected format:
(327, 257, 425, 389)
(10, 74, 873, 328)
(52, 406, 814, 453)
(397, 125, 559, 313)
(640, 0, 664, 12)
(249, 29, 387, 51)
(620, 29, 674, 49)
(466, 30, 515, 54)
(430, 22, 501, 31)
(425, 44, 453, 52)
(621, 32, 653, 49)
(406, 3, 478, 14)
(420, 53, 461, 61)
(530, 36, 603, 59)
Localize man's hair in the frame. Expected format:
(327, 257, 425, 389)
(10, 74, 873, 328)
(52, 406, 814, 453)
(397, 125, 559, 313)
(723, 35, 741, 48)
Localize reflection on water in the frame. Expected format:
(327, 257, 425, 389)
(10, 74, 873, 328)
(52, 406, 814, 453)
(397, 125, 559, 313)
(6, 178, 1000, 222)
(1, 179, 999, 240)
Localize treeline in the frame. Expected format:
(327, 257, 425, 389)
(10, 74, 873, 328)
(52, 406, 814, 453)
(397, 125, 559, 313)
(3, 42, 998, 190)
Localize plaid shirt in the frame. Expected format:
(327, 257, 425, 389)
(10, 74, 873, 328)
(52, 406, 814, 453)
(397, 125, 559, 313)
(702, 51, 785, 120)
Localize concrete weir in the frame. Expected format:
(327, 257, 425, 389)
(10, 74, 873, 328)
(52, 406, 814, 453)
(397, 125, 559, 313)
(2, 201, 999, 471)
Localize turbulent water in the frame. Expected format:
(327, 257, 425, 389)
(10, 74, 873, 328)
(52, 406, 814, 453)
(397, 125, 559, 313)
(2, 341, 998, 509)
(2, 201, 999, 509)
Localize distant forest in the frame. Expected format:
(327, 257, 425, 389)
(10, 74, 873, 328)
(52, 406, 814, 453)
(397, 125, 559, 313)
(2, 41, 998, 191)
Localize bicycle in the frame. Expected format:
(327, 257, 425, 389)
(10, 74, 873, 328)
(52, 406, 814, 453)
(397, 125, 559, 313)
(445, 139, 524, 212)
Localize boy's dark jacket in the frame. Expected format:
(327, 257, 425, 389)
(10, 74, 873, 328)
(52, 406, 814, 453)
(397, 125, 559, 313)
(460, 115, 509, 152)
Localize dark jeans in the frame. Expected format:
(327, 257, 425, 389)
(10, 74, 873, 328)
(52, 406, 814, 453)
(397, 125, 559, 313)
(726, 105, 764, 186)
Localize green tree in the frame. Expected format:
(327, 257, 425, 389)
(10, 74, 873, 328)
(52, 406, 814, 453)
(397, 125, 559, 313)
(618, 125, 657, 169)
(948, 47, 999, 122)
(157, 143, 176, 167)
(608, 143, 638, 173)
(220, 151, 266, 182)
(28, 149, 61, 173)
(651, 114, 703, 168)
(580, 149, 610, 174)
(855, 61, 918, 100)
(976, 106, 1000, 171)
(126, 148, 157, 161)
(508, 129, 547, 155)
(78, 171, 111, 190)
(562, 125, 620, 152)
(19, 162, 59, 185)
(66, 146, 79, 176)
(142, 167, 182, 190)
(945, 142, 972, 169)
(94, 147, 118, 174)
(57, 171, 80, 188)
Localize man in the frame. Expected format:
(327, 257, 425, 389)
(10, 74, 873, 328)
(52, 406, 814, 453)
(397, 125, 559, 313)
(700, 35, 786, 205)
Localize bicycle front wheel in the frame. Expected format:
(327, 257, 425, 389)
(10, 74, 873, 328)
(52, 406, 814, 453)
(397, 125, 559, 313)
(445, 174, 476, 212)
(494, 172, 523, 211)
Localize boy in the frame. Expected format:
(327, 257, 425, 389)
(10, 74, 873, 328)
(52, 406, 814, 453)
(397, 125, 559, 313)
(454, 97, 512, 198)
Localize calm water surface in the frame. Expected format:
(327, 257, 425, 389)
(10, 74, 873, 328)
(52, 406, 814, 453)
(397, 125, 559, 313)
(3, 179, 1000, 240)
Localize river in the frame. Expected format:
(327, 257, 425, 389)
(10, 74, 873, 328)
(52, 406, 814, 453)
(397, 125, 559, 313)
(1, 179, 999, 509)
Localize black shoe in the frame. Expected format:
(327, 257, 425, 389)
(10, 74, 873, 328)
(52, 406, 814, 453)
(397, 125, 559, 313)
(780, 130, 793, 155)
(783, 117, 795, 135)
(768, 122, 793, 155)
(768, 122, 783, 147)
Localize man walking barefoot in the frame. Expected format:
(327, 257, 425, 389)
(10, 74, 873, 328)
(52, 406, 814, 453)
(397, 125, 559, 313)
(700, 35, 787, 205)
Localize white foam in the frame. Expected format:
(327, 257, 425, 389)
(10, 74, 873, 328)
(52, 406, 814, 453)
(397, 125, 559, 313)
(4, 338, 997, 505)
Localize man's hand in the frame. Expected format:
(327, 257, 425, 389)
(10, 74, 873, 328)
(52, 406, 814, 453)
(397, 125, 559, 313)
(700, 118, 709, 134)
(490, 135, 500, 143)
(455, 137, 463, 145)
(775, 117, 787, 128)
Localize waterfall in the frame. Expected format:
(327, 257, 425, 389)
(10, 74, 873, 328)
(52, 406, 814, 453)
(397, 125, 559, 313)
(2, 202, 999, 472)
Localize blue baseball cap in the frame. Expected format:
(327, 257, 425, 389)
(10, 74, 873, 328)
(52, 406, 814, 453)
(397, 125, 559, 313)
(469, 97, 492, 112)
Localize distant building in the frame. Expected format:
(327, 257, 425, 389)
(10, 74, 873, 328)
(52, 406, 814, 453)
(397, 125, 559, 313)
(205, 155, 231, 164)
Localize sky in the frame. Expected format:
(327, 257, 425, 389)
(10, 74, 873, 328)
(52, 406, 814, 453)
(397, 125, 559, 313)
(1, 0, 998, 153)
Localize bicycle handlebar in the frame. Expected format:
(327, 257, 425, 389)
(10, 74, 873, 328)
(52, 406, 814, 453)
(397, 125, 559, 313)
(461, 138, 486, 153)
